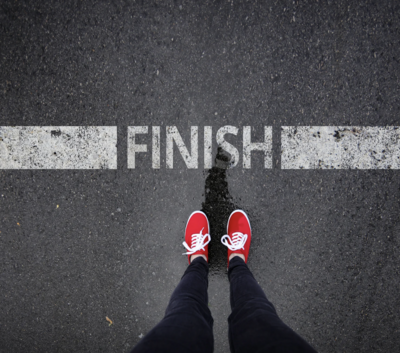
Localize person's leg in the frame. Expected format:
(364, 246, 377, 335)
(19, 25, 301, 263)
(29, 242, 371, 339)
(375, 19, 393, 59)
(131, 257, 213, 353)
(221, 210, 317, 353)
(130, 211, 213, 353)
(228, 256, 317, 353)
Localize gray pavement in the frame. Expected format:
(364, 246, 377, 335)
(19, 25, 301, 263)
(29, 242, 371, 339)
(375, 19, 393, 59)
(1, 1, 400, 352)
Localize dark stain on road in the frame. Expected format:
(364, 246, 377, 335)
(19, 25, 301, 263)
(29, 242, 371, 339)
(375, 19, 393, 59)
(202, 147, 241, 272)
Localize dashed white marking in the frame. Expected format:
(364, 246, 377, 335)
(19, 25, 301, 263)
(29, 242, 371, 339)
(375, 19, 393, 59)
(0, 126, 117, 169)
(282, 126, 400, 169)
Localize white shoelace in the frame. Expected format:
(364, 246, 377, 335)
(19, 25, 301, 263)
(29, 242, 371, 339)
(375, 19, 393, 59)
(182, 228, 211, 255)
(221, 232, 248, 251)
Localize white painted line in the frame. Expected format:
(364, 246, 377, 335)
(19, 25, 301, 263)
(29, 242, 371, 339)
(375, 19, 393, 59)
(282, 126, 400, 169)
(0, 126, 117, 169)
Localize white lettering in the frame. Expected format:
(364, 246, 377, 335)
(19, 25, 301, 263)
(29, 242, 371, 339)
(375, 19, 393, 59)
(204, 126, 212, 169)
(243, 126, 273, 168)
(216, 126, 239, 168)
(166, 126, 198, 169)
(127, 126, 148, 169)
(152, 126, 161, 169)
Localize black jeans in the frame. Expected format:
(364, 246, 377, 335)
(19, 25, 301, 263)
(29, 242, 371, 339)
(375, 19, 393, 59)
(130, 257, 317, 353)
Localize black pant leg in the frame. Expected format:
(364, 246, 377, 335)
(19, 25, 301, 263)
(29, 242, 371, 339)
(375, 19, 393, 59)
(130, 257, 214, 353)
(228, 257, 317, 353)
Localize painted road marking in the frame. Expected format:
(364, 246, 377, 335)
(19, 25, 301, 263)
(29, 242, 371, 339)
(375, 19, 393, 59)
(2, 126, 400, 170)
(0, 126, 117, 169)
(166, 126, 198, 169)
(243, 126, 272, 169)
(128, 126, 273, 169)
(282, 126, 400, 169)
(127, 126, 148, 169)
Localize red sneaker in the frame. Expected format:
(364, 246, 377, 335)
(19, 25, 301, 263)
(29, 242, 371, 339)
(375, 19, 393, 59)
(182, 211, 211, 264)
(221, 210, 251, 265)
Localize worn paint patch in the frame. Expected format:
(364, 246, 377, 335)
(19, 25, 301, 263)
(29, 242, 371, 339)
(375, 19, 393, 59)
(0, 126, 117, 169)
(281, 126, 400, 169)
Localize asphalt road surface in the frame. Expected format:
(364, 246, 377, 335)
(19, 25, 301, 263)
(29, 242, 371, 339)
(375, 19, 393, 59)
(1, 1, 400, 352)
